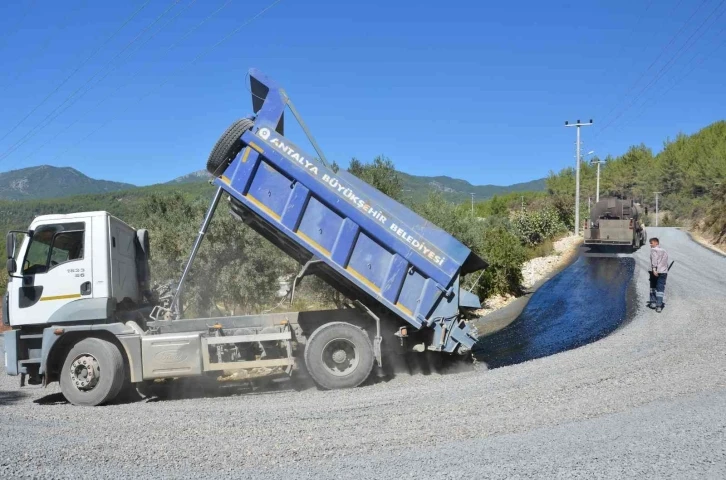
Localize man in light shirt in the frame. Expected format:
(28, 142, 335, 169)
(648, 237, 669, 313)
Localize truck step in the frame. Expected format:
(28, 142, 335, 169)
(19, 334, 44, 340)
(204, 331, 292, 345)
(18, 358, 41, 365)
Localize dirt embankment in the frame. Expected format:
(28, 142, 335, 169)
(687, 229, 726, 256)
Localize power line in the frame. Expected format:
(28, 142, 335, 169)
(670, 0, 686, 16)
(0, 0, 152, 145)
(0, 0, 37, 52)
(0, 0, 183, 164)
(0, 0, 89, 91)
(13, 0, 202, 166)
(595, 0, 726, 138)
(15, 0, 234, 167)
(596, 0, 710, 130)
(606, 24, 726, 137)
(50, 0, 283, 164)
(612, 0, 655, 61)
(595, 0, 655, 121)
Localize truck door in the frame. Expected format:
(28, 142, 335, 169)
(8, 219, 92, 326)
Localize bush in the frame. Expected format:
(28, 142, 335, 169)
(659, 213, 679, 227)
(510, 208, 566, 246)
(524, 238, 555, 260)
(414, 192, 526, 298)
(473, 226, 526, 298)
(140, 192, 297, 316)
(704, 184, 726, 243)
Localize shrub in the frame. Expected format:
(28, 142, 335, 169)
(473, 226, 527, 298)
(414, 192, 526, 298)
(510, 208, 566, 246)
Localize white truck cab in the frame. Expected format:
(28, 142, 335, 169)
(6, 212, 144, 328)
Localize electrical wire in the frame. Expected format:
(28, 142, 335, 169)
(0, 0, 88, 91)
(607, 24, 726, 137)
(596, 0, 710, 130)
(612, 0, 655, 62)
(12, 0, 201, 166)
(50, 0, 283, 163)
(0, 0, 183, 164)
(595, 0, 726, 138)
(0, 0, 152, 145)
(0, 0, 37, 52)
(15, 0, 234, 166)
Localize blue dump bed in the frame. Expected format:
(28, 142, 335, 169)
(212, 69, 486, 352)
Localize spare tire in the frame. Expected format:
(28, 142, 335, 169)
(206, 117, 255, 175)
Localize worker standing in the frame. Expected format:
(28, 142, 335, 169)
(648, 237, 669, 313)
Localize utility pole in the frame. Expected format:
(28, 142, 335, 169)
(565, 119, 593, 236)
(521, 195, 524, 213)
(591, 158, 602, 202)
(470, 193, 474, 217)
(588, 196, 591, 217)
(654, 191, 661, 227)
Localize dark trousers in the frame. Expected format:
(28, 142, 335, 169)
(649, 272, 667, 307)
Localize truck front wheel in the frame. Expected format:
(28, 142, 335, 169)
(59, 338, 126, 406)
(304, 322, 375, 390)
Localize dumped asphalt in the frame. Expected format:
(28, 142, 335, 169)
(473, 254, 635, 368)
(1, 227, 724, 479)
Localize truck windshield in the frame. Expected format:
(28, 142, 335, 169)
(22, 222, 84, 275)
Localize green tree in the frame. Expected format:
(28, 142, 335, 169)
(475, 226, 526, 297)
(415, 192, 525, 298)
(140, 193, 296, 316)
(510, 208, 566, 246)
(347, 155, 403, 202)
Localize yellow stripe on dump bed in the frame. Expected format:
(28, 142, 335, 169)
(296, 231, 331, 257)
(346, 267, 381, 293)
(396, 303, 413, 316)
(246, 194, 281, 221)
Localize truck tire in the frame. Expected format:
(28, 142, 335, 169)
(206, 117, 255, 176)
(59, 338, 126, 406)
(304, 322, 375, 390)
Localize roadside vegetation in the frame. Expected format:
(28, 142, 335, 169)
(4, 120, 721, 316)
(545, 120, 726, 245)
(0, 157, 563, 317)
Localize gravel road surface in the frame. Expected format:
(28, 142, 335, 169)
(1, 227, 724, 479)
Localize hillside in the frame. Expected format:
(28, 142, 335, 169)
(546, 120, 726, 245)
(0, 163, 545, 203)
(0, 165, 135, 200)
(167, 169, 212, 184)
(397, 171, 546, 203)
(168, 169, 546, 203)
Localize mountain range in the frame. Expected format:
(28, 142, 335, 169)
(0, 165, 135, 201)
(0, 165, 546, 203)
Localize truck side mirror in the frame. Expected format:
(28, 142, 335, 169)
(6, 258, 16, 275)
(6, 232, 15, 259)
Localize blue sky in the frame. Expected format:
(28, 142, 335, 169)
(0, 0, 724, 187)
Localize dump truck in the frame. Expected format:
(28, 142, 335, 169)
(2, 69, 487, 406)
(584, 197, 647, 252)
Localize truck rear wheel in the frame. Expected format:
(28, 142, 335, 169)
(304, 322, 375, 390)
(206, 117, 255, 176)
(59, 338, 125, 406)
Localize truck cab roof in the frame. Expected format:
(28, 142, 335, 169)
(30, 211, 134, 229)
